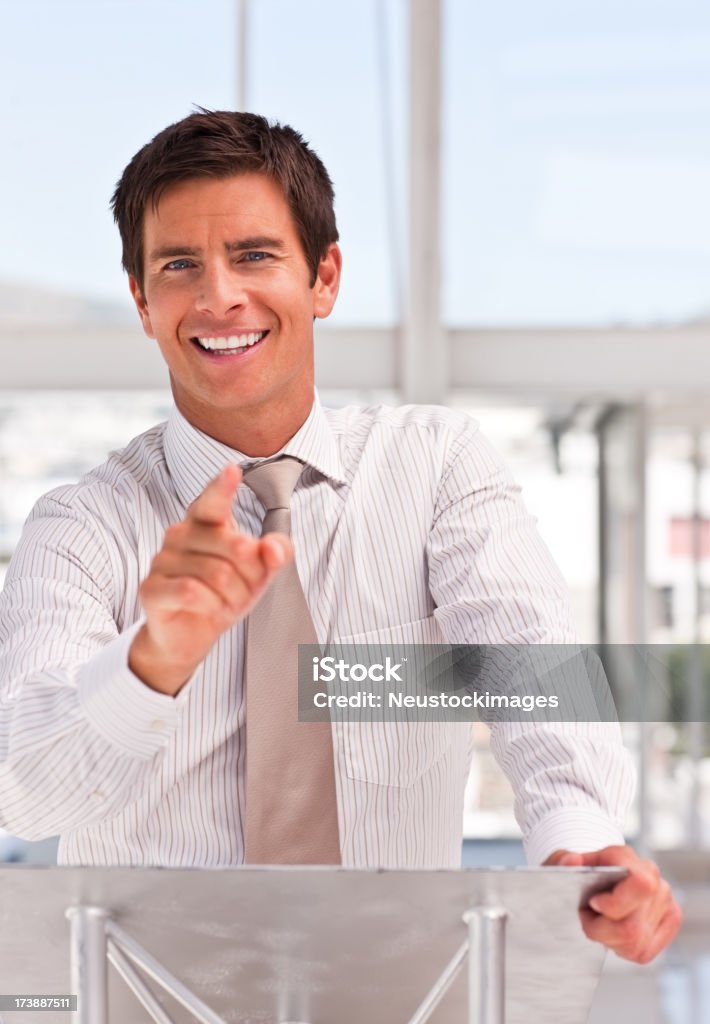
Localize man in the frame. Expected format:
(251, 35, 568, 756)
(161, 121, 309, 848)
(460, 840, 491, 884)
(0, 110, 680, 963)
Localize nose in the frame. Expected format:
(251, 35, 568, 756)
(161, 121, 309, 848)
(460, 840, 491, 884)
(194, 261, 247, 318)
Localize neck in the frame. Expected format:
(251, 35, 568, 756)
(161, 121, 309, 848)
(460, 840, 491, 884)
(174, 390, 315, 457)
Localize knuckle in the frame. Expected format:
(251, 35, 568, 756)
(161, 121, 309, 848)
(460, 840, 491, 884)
(618, 918, 641, 947)
(647, 859, 661, 881)
(164, 522, 187, 547)
(163, 523, 179, 543)
(641, 859, 660, 885)
(618, 933, 645, 961)
(211, 563, 234, 592)
(234, 579, 254, 610)
(226, 597, 247, 619)
(176, 577, 200, 603)
(630, 940, 647, 961)
(229, 535, 249, 559)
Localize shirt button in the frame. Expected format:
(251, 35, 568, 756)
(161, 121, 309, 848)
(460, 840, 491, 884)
(150, 719, 168, 733)
(90, 790, 105, 802)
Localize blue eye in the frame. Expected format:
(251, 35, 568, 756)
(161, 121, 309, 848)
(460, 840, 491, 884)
(242, 252, 270, 262)
(165, 258, 193, 271)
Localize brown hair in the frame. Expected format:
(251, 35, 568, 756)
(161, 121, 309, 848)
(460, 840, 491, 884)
(111, 109, 339, 291)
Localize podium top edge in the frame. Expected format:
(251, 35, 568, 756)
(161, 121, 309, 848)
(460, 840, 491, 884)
(0, 863, 628, 876)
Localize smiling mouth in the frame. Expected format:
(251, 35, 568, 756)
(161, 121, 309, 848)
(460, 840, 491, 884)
(190, 330, 269, 355)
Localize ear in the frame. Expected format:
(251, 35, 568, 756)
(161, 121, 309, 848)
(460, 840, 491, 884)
(312, 243, 342, 319)
(129, 275, 155, 338)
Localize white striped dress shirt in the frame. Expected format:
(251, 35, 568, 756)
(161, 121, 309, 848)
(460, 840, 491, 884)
(0, 397, 634, 867)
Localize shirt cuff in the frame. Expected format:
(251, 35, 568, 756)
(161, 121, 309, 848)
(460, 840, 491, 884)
(524, 807, 626, 865)
(77, 621, 186, 759)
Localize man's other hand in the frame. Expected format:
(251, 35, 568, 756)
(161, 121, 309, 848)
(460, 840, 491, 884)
(129, 464, 291, 695)
(544, 845, 682, 963)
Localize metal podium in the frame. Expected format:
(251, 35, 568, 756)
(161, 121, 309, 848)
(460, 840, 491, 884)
(0, 865, 625, 1024)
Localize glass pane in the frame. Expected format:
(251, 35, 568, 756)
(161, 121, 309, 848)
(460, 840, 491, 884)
(445, 0, 710, 325)
(0, 0, 238, 315)
(1, 0, 408, 327)
(248, 0, 407, 326)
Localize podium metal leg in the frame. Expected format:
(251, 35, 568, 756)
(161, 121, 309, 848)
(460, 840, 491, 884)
(64, 904, 226, 1023)
(463, 907, 507, 1024)
(105, 920, 226, 1024)
(107, 940, 175, 1024)
(406, 938, 469, 1024)
(66, 906, 109, 1024)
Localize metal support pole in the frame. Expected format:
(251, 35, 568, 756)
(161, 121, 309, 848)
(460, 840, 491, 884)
(463, 907, 507, 1024)
(403, 0, 446, 404)
(238, 0, 249, 110)
(66, 905, 109, 1024)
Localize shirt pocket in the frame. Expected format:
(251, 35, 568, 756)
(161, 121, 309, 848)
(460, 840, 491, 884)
(334, 615, 455, 788)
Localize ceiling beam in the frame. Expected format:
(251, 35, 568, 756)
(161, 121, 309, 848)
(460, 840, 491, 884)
(2, 325, 708, 399)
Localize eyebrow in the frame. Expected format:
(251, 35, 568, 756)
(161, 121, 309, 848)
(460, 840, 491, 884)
(226, 237, 285, 253)
(148, 237, 286, 262)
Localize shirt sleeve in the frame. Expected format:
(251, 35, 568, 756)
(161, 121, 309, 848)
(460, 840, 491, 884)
(427, 419, 636, 863)
(0, 493, 187, 840)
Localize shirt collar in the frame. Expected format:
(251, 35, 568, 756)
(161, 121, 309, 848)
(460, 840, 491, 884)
(163, 393, 347, 509)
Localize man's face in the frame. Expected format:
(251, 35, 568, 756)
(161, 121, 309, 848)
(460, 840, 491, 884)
(129, 173, 341, 446)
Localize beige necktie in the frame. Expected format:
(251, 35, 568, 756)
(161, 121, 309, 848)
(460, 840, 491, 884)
(242, 456, 341, 864)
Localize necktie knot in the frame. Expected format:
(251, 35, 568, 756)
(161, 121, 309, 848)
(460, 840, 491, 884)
(242, 457, 305, 535)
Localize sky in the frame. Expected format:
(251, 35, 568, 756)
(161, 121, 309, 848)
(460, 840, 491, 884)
(1, 0, 709, 327)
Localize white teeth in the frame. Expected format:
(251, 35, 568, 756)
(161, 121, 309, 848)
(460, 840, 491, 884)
(195, 332, 266, 352)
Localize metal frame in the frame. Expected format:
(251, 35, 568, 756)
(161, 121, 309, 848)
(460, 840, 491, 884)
(66, 903, 508, 1024)
(67, 908, 226, 1024)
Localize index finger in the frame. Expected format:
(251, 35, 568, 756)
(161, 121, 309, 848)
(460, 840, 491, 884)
(186, 464, 242, 527)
